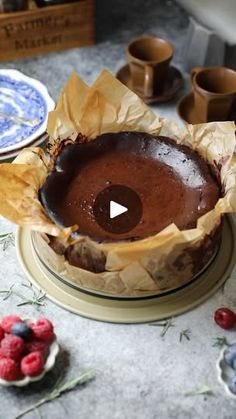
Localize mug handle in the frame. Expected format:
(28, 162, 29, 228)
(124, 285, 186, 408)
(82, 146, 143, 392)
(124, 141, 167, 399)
(191, 67, 202, 83)
(144, 65, 154, 98)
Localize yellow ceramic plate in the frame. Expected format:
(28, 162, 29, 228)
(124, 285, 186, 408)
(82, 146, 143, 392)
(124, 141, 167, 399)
(16, 216, 236, 323)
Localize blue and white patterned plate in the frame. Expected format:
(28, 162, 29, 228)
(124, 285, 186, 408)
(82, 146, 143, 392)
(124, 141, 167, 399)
(0, 133, 49, 162)
(217, 344, 236, 398)
(0, 69, 54, 154)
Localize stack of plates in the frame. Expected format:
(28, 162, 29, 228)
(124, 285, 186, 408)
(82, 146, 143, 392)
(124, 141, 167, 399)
(0, 69, 55, 161)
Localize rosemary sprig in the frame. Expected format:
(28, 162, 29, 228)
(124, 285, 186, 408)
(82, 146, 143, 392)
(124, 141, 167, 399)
(0, 281, 46, 308)
(179, 329, 191, 342)
(212, 337, 229, 348)
(18, 282, 46, 307)
(149, 318, 175, 337)
(14, 369, 95, 419)
(0, 232, 15, 250)
(185, 384, 214, 397)
(0, 283, 15, 301)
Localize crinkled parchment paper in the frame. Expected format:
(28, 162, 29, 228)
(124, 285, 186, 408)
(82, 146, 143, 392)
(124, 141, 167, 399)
(0, 70, 235, 296)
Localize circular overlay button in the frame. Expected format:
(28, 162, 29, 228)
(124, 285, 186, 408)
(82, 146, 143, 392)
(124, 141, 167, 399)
(93, 184, 143, 235)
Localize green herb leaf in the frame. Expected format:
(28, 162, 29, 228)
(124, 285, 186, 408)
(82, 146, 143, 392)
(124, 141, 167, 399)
(149, 318, 175, 337)
(14, 369, 95, 419)
(185, 384, 213, 397)
(0, 281, 46, 308)
(0, 283, 15, 300)
(179, 329, 191, 342)
(0, 232, 15, 250)
(212, 337, 229, 348)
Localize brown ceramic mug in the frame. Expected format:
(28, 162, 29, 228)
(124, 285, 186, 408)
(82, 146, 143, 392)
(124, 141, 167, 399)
(191, 66, 236, 122)
(127, 36, 173, 98)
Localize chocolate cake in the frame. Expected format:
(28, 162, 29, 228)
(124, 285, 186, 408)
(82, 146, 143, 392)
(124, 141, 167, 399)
(41, 132, 220, 241)
(38, 132, 222, 279)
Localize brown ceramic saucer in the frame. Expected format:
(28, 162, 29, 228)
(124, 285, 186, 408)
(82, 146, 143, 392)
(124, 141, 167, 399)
(177, 92, 236, 125)
(116, 64, 183, 104)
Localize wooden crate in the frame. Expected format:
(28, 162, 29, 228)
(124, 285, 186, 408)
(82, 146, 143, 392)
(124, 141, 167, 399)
(0, 0, 94, 61)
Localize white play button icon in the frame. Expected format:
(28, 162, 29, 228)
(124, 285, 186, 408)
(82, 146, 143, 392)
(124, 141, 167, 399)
(93, 185, 142, 234)
(110, 200, 128, 219)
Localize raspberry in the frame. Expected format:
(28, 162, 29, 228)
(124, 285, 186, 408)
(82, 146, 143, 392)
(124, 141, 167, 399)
(25, 340, 49, 360)
(1, 335, 25, 360)
(0, 326, 4, 342)
(21, 351, 44, 377)
(1, 315, 23, 334)
(0, 358, 21, 381)
(214, 308, 236, 329)
(0, 349, 6, 360)
(30, 318, 54, 342)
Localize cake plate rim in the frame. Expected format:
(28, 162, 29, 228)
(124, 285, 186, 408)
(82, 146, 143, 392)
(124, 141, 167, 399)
(15, 216, 236, 323)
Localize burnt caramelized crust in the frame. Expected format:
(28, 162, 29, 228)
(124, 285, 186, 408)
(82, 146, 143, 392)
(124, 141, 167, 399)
(40, 132, 221, 242)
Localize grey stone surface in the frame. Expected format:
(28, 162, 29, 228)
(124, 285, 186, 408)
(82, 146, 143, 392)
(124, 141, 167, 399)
(0, 1, 236, 419)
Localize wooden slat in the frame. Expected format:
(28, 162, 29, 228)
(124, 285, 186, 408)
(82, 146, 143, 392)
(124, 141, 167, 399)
(0, 0, 94, 61)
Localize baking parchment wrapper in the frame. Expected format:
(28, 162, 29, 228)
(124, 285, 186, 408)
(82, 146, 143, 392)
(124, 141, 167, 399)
(0, 70, 236, 296)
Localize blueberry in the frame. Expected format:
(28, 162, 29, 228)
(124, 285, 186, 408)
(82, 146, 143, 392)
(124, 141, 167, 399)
(10, 322, 33, 340)
(224, 344, 236, 367)
(229, 375, 236, 395)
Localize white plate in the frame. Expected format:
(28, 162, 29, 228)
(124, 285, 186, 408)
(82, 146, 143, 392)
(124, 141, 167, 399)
(0, 338, 59, 387)
(0, 69, 54, 154)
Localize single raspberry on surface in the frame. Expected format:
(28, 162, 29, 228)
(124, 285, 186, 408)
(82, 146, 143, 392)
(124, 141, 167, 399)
(21, 351, 44, 377)
(0, 326, 4, 342)
(214, 308, 236, 330)
(25, 340, 49, 360)
(30, 318, 54, 342)
(1, 335, 25, 360)
(0, 358, 22, 381)
(1, 315, 23, 334)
